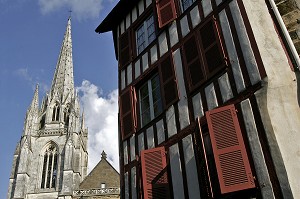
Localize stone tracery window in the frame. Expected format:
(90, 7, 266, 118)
(64, 105, 71, 126)
(41, 144, 58, 189)
(52, 103, 60, 121)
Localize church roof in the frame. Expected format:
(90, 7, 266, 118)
(50, 17, 75, 101)
(79, 151, 120, 189)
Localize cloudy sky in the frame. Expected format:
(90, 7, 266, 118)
(0, 0, 119, 197)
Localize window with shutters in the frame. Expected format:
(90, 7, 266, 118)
(120, 87, 136, 140)
(136, 14, 156, 55)
(204, 104, 255, 194)
(139, 74, 163, 127)
(119, 31, 131, 68)
(199, 19, 227, 75)
(182, 18, 227, 92)
(156, 0, 177, 28)
(141, 147, 170, 199)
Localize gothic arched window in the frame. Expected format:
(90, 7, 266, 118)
(64, 105, 71, 126)
(41, 144, 58, 189)
(52, 103, 60, 121)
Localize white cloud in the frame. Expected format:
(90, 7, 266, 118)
(38, 0, 103, 20)
(77, 80, 119, 172)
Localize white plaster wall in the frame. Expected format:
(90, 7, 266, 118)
(159, 32, 168, 57)
(130, 135, 136, 161)
(243, 0, 300, 197)
(182, 135, 201, 199)
(219, 9, 246, 93)
(166, 106, 177, 137)
(124, 172, 129, 199)
(173, 49, 190, 129)
(156, 119, 165, 144)
(146, 126, 155, 149)
(131, 167, 137, 199)
(205, 83, 218, 110)
(169, 144, 185, 199)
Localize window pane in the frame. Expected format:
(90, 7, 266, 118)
(181, 0, 195, 11)
(137, 25, 146, 54)
(140, 84, 149, 98)
(141, 108, 151, 126)
(147, 15, 156, 44)
(141, 97, 150, 112)
(136, 14, 156, 55)
(46, 154, 53, 188)
(151, 75, 162, 108)
(153, 99, 163, 117)
(139, 74, 162, 127)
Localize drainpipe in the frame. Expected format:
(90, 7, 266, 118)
(268, 0, 300, 69)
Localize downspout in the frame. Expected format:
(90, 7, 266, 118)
(268, 0, 300, 69)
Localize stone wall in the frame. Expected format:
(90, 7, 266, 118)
(275, 0, 300, 54)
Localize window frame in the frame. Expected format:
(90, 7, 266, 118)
(136, 14, 156, 55)
(138, 73, 163, 127)
(40, 144, 58, 189)
(182, 16, 228, 93)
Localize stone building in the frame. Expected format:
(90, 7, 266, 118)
(73, 151, 120, 199)
(7, 17, 88, 199)
(275, 0, 300, 54)
(96, 0, 300, 198)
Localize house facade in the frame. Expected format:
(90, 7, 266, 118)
(96, 0, 300, 198)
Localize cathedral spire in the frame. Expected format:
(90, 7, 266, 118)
(29, 84, 39, 114)
(50, 17, 74, 101)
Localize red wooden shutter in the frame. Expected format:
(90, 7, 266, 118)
(206, 104, 255, 194)
(119, 31, 131, 68)
(199, 18, 227, 75)
(182, 35, 205, 90)
(156, 0, 177, 28)
(141, 147, 170, 199)
(120, 87, 136, 139)
(159, 54, 179, 109)
(196, 118, 214, 198)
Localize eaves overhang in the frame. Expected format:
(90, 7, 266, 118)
(95, 0, 140, 33)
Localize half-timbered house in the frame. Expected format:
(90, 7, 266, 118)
(96, 0, 300, 198)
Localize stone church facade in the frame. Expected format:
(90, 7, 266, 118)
(7, 17, 88, 199)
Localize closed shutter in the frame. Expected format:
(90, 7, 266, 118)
(159, 54, 179, 109)
(141, 147, 170, 199)
(120, 87, 136, 139)
(119, 31, 131, 68)
(182, 35, 205, 90)
(206, 104, 255, 194)
(156, 0, 177, 28)
(199, 18, 227, 75)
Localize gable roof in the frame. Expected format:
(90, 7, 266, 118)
(79, 155, 120, 189)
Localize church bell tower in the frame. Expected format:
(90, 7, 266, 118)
(7, 17, 88, 199)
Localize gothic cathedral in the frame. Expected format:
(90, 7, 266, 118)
(7, 17, 88, 199)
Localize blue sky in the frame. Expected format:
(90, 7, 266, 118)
(0, 0, 119, 197)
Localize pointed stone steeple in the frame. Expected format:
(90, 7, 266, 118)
(50, 17, 74, 102)
(23, 84, 39, 137)
(7, 17, 88, 199)
(29, 84, 39, 115)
